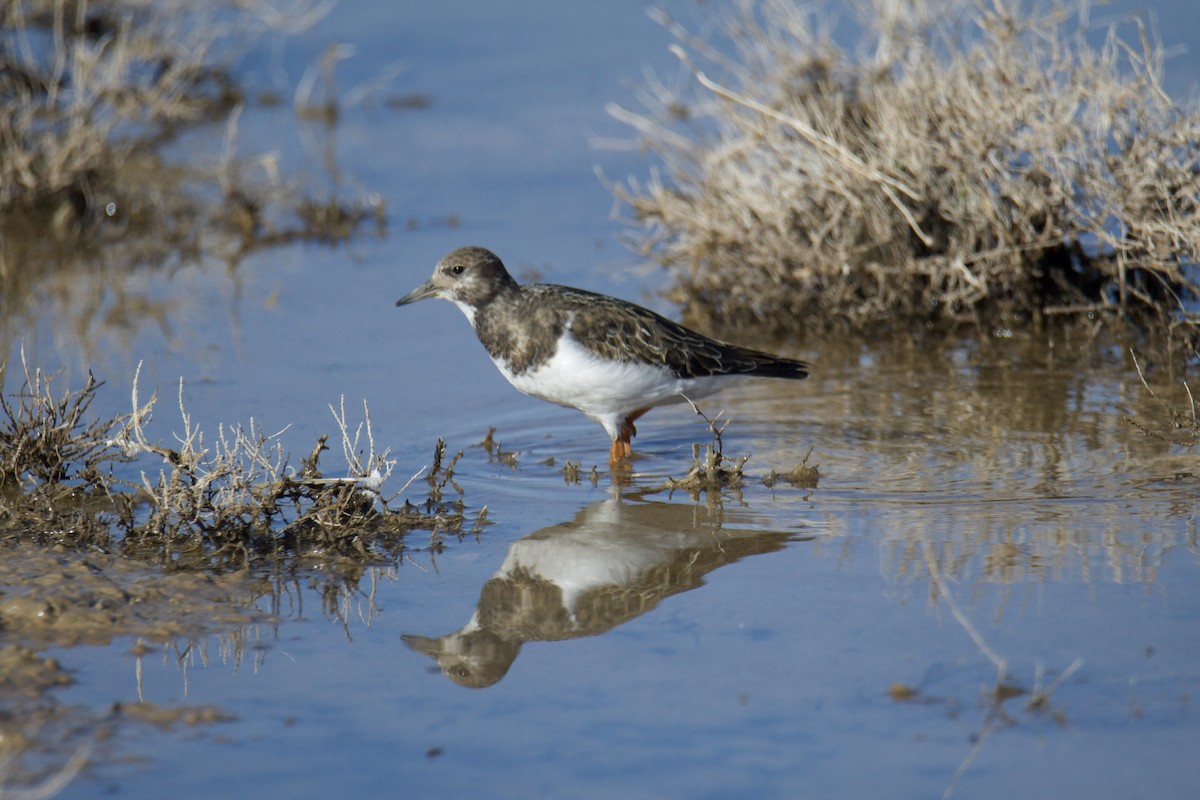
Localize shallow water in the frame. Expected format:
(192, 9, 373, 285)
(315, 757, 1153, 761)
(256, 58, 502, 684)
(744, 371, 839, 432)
(3, 1, 1200, 798)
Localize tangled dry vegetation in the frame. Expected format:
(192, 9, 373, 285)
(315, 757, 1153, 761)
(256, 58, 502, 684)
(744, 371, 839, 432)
(610, 0, 1200, 337)
(0, 0, 385, 309)
(0, 358, 483, 569)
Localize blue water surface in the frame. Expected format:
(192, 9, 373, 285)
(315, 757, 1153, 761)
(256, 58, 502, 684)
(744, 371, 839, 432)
(4, 1, 1199, 798)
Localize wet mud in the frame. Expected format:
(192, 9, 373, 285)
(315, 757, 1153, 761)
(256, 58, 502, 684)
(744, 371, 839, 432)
(0, 544, 267, 792)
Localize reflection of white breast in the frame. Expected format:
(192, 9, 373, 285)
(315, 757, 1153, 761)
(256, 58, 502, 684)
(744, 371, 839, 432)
(496, 522, 701, 615)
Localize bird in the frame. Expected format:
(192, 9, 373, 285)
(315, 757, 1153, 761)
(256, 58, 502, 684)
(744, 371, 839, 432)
(396, 246, 809, 466)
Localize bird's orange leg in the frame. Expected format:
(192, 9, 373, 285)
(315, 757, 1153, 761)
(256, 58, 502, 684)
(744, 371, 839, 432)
(609, 408, 651, 467)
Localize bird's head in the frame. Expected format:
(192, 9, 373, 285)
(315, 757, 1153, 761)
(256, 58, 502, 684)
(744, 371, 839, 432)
(396, 246, 517, 311)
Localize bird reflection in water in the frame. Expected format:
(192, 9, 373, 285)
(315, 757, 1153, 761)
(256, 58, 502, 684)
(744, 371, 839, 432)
(403, 496, 806, 688)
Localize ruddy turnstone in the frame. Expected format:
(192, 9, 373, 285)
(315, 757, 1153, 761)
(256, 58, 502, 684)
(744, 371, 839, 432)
(396, 246, 809, 465)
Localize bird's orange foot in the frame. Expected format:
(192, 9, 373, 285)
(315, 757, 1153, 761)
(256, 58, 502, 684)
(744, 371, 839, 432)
(610, 408, 650, 468)
(609, 438, 634, 468)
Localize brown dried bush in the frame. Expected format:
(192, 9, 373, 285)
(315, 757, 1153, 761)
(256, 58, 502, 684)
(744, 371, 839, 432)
(609, 0, 1200, 335)
(0, 358, 480, 567)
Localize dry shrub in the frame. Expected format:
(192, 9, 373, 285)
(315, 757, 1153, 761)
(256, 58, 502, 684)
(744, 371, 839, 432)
(609, 0, 1200, 334)
(0, 360, 115, 490)
(0, 359, 479, 567)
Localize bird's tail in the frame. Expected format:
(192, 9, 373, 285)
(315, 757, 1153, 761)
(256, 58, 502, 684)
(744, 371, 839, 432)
(749, 355, 810, 380)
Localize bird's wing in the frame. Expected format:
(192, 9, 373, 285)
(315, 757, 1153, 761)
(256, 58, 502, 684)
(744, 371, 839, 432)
(544, 286, 807, 379)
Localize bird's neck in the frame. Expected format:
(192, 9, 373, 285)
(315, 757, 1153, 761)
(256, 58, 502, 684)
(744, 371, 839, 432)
(451, 299, 480, 327)
(461, 282, 521, 330)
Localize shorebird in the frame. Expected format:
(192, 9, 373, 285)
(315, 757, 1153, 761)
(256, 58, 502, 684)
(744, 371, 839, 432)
(396, 246, 809, 465)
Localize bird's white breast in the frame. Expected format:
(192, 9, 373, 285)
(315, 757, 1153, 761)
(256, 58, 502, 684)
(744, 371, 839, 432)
(490, 331, 723, 436)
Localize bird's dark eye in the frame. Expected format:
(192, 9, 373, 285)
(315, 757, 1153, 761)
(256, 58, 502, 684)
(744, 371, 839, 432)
(450, 264, 465, 276)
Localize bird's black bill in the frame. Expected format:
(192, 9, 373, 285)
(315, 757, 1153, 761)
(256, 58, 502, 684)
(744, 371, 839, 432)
(396, 281, 438, 306)
(400, 634, 440, 655)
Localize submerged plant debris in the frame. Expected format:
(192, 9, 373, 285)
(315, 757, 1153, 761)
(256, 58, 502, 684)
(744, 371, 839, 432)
(653, 403, 751, 499)
(763, 446, 820, 490)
